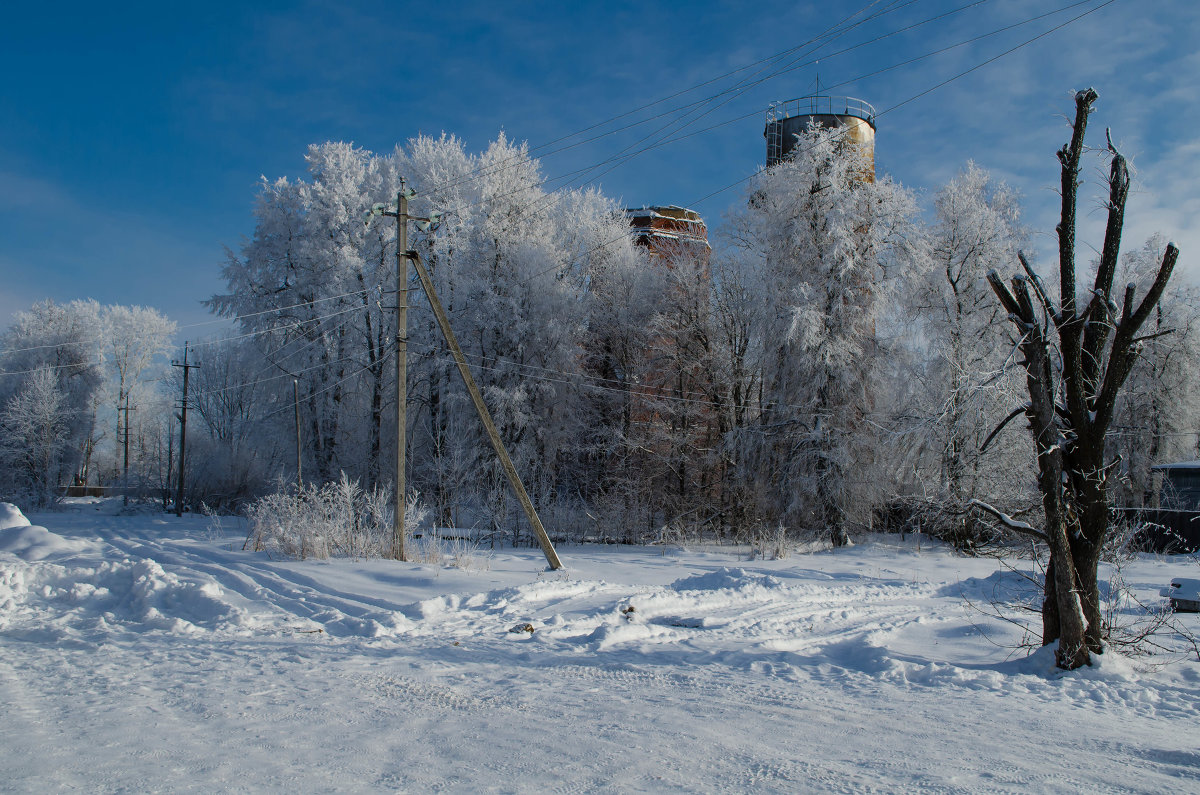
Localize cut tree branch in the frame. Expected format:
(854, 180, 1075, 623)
(969, 499, 1049, 541)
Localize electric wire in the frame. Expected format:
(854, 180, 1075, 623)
(182, 288, 374, 330)
(0, 288, 373, 358)
(586, 0, 1101, 165)
(409, 0, 920, 202)
(0, 0, 1122, 410)
(405, 0, 970, 224)
(683, 0, 1117, 210)
(252, 342, 399, 424)
(403, 0, 1115, 308)
(0, 299, 376, 378)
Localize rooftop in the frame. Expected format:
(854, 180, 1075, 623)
(766, 95, 877, 129)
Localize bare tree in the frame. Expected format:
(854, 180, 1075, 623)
(980, 88, 1180, 669)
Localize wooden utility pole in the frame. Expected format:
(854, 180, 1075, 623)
(370, 185, 412, 560)
(293, 379, 303, 488)
(409, 250, 564, 570)
(165, 413, 174, 510)
(172, 343, 199, 518)
(396, 183, 409, 561)
(118, 394, 134, 507)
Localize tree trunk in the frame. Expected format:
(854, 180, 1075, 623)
(1041, 555, 1060, 646)
(988, 88, 1180, 669)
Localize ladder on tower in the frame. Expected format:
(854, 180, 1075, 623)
(766, 102, 783, 166)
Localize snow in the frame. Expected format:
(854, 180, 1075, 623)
(0, 501, 95, 561)
(0, 502, 31, 530)
(2, 500, 1199, 792)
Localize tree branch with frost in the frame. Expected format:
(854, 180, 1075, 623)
(968, 499, 1047, 541)
(1017, 252, 1059, 324)
(979, 404, 1029, 453)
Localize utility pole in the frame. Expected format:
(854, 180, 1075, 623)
(366, 186, 562, 568)
(118, 394, 134, 507)
(369, 185, 414, 561)
(293, 379, 303, 488)
(396, 182, 409, 561)
(410, 250, 564, 570)
(172, 343, 199, 518)
(165, 412, 175, 511)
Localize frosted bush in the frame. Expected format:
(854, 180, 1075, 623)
(411, 528, 491, 571)
(244, 474, 425, 560)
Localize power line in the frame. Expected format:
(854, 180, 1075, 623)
(682, 0, 1118, 211)
(255, 343, 399, 423)
(406, 0, 986, 223)
(881, 0, 1120, 118)
(585, 0, 1100, 168)
(186, 288, 373, 330)
(409, 0, 921, 202)
(0, 299, 373, 379)
(154, 0, 1100, 350)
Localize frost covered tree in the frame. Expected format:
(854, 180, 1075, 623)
(213, 133, 644, 537)
(101, 304, 176, 488)
(643, 244, 723, 527)
(899, 163, 1033, 543)
(103, 305, 176, 410)
(1106, 234, 1200, 506)
(0, 299, 105, 490)
(691, 242, 771, 538)
(399, 133, 643, 539)
(1, 300, 178, 498)
(0, 365, 73, 506)
(728, 123, 921, 544)
(575, 223, 666, 536)
(211, 143, 399, 486)
(919, 164, 1026, 500)
(982, 89, 1181, 669)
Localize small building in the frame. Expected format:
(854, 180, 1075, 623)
(1153, 460, 1200, 510)
(1122, 461, 1200, 552)
(624, 206, 710, 264)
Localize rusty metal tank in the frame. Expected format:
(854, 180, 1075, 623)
(764, 96, 876, 181)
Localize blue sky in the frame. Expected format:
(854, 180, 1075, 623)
(2, 0, 1197, 330)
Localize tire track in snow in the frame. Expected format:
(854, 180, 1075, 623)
(97, 531, 417, 637)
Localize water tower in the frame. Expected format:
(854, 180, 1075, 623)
(764, 95, 876, 181)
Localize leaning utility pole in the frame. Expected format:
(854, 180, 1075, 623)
(410, 250, 564, 570)
(367, 186, 563, 569)
(172, 343, 199, 518)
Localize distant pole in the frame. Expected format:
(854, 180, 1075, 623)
(395, 182, 409, 561)
(165, 412, 175, 511)
(172, 343, 199, 518)
(293, 379, 303, 488)
(118, 394, 134, 507)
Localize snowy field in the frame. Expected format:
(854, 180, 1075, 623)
(2, 500, 1199, 793)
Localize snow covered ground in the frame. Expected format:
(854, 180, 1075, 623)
(2, 500, 1199, 793)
